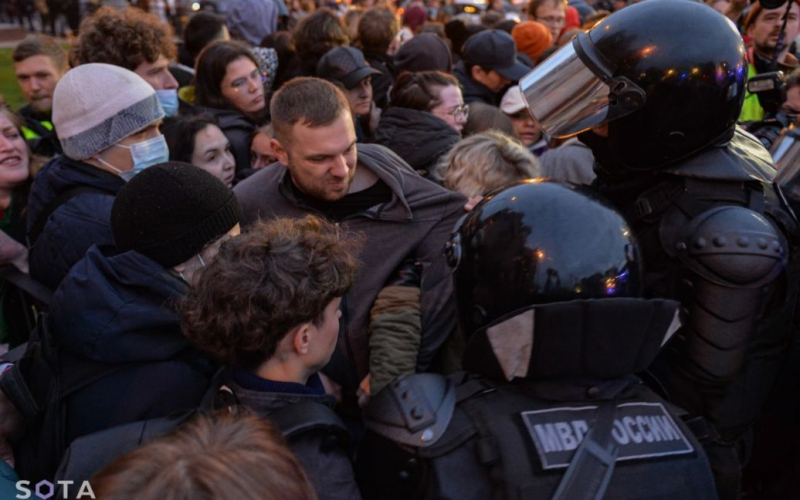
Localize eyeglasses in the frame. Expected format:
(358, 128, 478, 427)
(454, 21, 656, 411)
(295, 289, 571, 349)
(230, 69, 267, 92)
(445, 104, 470, 120)
(537, 15, 565, 25)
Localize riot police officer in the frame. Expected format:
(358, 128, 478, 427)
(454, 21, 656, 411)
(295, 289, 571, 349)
(357, 181, 717, 500)
(519, 1, 800, 497)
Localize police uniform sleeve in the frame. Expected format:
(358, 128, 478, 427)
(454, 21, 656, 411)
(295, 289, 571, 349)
(670, 205, 787, 386)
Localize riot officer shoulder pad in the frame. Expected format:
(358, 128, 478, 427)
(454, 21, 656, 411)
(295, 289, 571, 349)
(364, 373, 456, 448)
(675, 206, 787, 286)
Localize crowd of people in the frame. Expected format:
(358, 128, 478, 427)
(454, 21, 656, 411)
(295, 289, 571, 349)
(0, 0, 798, 497)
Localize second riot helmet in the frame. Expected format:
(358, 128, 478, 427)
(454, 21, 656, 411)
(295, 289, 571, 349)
(446, 180, 643, 339)
(519, 0, 747, 171)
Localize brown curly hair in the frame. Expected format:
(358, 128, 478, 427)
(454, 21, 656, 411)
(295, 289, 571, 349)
(293, 9, 349, 74)
(70, 7, 176, 71)
(181, 216, 360, 370)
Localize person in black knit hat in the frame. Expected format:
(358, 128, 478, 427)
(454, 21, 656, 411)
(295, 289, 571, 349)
(22, 162, 243, 478)
(111, 161, 243, 281)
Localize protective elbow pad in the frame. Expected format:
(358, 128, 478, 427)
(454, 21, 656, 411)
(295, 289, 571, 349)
(674, 206, 787, 287)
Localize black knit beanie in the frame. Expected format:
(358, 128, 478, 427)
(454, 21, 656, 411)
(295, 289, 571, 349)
(111, 162, 243, 268)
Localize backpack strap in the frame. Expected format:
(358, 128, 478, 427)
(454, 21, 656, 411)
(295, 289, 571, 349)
(0, 362, 40, 420)
(0, 265, 53, 306)
(29, 185, 111, 245)
(551, 401, 619, 500)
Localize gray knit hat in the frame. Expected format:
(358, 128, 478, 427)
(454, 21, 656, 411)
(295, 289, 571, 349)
(53, 63, 165, 160)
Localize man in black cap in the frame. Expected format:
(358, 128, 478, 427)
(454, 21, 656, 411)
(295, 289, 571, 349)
(317, 46, 382, 142)
(454, 29, 530, 105)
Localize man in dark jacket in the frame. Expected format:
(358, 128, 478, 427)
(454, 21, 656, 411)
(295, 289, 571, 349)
(454, 30, 529, 105)
(26, 63, 167, 291)
(183, 216, 361, 500)
(50, 162, 241, 455)
(12, 34, 67, 158)
(234, 78, 466, 413)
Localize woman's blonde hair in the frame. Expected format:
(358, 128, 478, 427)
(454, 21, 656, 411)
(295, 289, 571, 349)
(440, 130, 541, 198)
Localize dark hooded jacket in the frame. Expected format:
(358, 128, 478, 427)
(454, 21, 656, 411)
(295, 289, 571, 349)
(50, 246, 214, 446)
(372, 107, 460, 182)
(203, 107, 258, 174)
(454, 61, 499, 106)
(234, 144, 466, 406)
(27, 155, 125, 291)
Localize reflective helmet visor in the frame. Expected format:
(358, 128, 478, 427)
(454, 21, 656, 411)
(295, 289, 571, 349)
(519, 33, 645, 138)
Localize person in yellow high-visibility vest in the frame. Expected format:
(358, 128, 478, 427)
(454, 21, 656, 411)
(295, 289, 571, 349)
(12, 34, 67, 159)
(740, 0, 800, 124)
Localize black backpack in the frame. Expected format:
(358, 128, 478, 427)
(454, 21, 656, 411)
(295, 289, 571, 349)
(0, 312, 212, 483)
(53, 376, 352, 492)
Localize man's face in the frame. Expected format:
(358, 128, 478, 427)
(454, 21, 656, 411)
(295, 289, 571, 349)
(345, 77, 373, 117)
(273, 112, 358, 202)
(14, 55, 65, 114)
(94, 121, 162, 173)
(534, 0, 566, 42)
(134, 55, 179, 91)
(251, 130, 279, 169)
(748, 2, 800, 57)
(473, 67, 511, 93)
(783, 85, 800, 121)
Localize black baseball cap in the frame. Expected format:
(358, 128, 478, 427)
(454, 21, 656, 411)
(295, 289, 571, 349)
(462, 29, 531, 82)
(316, 47, 381, 89)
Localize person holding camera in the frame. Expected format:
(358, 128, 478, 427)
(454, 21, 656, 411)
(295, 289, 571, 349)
(740, 0, 800, 123)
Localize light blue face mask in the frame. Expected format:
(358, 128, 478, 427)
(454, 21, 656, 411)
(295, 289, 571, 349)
(97, 134, 170, 181)
(156, 89, 180, 118)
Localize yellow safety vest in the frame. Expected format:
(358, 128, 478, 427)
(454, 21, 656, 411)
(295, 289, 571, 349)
(739, 63, 765, 123)
(21, 120, 54, 140)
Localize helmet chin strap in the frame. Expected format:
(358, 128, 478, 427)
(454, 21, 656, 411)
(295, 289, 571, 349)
(577, 129, 630, 179)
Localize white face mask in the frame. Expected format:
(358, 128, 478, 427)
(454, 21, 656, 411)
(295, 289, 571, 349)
(96, 134, 170, 181)
(178, 254, 207, 284)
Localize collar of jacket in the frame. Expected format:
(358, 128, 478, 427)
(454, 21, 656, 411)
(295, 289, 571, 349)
(276, 143, 415, 222)
(454, 61, 499, 105)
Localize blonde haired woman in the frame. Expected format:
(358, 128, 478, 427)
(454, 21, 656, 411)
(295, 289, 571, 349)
(440, 130, 541, 198)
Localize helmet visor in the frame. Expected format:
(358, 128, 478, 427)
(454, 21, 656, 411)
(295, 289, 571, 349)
(519, 42, 611, 138)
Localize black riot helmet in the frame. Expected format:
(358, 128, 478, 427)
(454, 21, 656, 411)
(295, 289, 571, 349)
(519, 0, 747, 172)
(446, 180, 643, 339)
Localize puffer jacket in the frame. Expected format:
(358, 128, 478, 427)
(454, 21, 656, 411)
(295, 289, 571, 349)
(26, 155, 125, 291)
(372, 107, 460, 182)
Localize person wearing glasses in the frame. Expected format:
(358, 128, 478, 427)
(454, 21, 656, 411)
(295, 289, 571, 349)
(527, 0, 567, 44)
(373, 71, 467, 182)
(195, 41, 269, 174)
